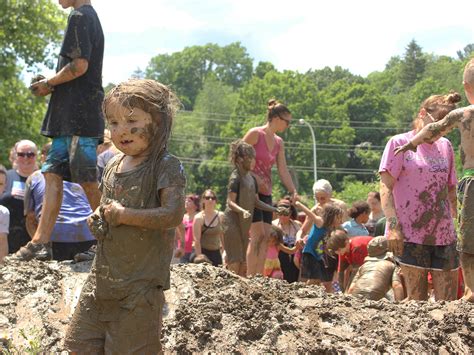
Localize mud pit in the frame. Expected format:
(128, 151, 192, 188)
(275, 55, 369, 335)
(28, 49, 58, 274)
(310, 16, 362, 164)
(0, 260, 472, 353)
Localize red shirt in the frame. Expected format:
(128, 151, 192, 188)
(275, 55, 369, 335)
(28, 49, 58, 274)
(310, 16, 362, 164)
(338, 236, 373, 272)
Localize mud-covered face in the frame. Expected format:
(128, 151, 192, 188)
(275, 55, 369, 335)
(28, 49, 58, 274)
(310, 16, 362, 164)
(0, 174, 6, 195)
(106, 104, 153, 158)
(240, 155, 255, 171)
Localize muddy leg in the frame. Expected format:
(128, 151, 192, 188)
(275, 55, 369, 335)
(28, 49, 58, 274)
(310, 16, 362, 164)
(322, 281, 334, 293)
(80, 181, 101, 211)
(400, 265, 429, 301)
(238, 262, 247, 277)
(246, 222, 265, 276)
(460, 252, 474, 302)
(32, 173, 63, 244)
(431, 269, 458, 301)
(227, 262, 241, 275)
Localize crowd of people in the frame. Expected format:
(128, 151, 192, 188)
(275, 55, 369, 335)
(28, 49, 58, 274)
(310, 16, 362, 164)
(1, 0, 473, 352)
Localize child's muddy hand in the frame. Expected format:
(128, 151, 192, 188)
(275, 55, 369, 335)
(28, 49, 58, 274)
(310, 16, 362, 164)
(88, 213, 108, 240)
(242, 210, 251, 219)
(102, 201, 125, 227)
(29, 77, 53, 97)
(394, 142, 416, 155)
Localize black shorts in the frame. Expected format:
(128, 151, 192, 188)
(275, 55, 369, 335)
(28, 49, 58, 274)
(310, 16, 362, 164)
(52, 240, 96, 261)
(399, 242, 459, 271)
(201, 248, 222, 267)
(301, 252, 338, 282)
(252, 194, 273, 224)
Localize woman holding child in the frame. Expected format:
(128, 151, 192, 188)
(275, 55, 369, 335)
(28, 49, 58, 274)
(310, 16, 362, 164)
(243, 99, 298, 276)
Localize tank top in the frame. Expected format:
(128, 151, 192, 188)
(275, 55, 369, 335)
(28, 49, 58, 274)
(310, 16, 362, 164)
(182, 215, 194, 253)
(252, 127, 282, 195)
(200, 212, 222, 251)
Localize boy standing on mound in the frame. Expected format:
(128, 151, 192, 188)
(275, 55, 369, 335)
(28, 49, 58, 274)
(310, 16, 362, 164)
(395, 58, 474, 302)
(63, 79, 186, 353)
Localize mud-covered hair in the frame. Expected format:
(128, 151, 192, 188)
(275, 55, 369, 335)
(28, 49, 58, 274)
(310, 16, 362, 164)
(103, 79, 181, 158)
(326, 229, 349, 253)
(348, 200, 370, 219)
(267, 98, 291, 122)
(412, 91, 462, 131)
(229, 139, 255, 166)
(463, 58, 474, 86)
(322, 203, 344, 229)
(270, 225, 284, 244)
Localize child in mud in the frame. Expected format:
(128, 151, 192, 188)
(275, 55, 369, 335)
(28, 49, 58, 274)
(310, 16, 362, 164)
(326, 230, 373, 291)
(347, 236, 404, 301)
(63, 79, 186, 353)
(296, 202, 344, 292)
(394, 59, 474, 303)
(0, 165, 9, 263)
(264, 225, 303, 279)
(222, 139, 279, 276)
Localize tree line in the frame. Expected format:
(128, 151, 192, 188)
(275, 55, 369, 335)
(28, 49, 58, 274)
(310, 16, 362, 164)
(1, 1, 473, 203)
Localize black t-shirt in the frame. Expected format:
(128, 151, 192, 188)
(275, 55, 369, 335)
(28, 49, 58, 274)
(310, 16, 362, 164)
(0, 170, 30, 253)
(41, 5, 105, 138)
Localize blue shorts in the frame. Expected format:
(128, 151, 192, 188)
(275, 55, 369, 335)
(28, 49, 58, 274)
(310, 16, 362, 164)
(42, 136, 98, 183)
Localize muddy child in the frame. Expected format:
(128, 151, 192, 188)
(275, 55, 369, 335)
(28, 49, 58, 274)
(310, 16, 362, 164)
(222, 139, 279, 276)
(63, 79, 186, 353)
(394, 60, 474, 302)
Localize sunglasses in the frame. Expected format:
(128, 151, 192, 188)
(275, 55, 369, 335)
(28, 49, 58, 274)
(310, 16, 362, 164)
(16, 151, 36, 158)
(278, 115, 291, 126)
(204, 196, 216, 201)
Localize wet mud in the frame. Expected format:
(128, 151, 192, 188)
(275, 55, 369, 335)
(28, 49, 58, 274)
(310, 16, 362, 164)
(0, 260, 473, 353)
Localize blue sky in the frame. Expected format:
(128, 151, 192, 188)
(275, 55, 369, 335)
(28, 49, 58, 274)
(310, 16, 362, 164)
(45, 0, 474, 84)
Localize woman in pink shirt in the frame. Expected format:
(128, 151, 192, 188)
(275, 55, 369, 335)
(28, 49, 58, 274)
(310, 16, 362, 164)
(243, 99, 298, 276)
(379, 92, 461, 301)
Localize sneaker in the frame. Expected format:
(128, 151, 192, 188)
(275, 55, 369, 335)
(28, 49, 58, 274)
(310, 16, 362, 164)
(12, 242, 52, 261)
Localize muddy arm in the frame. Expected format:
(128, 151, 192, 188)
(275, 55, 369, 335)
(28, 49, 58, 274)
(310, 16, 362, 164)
(103, 186, 185, 231)
(227, 192, 250, 216)
(255, 195, 277, 213)
(25, 211, 38, 239)
(392, 281, 404, 302)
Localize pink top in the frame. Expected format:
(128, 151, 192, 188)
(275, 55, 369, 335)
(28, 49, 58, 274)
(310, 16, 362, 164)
(266, 244, 279, 260)
(252, 127, 282, 195)
(181, 215, 194, 253)
(379, 131, 457, 246)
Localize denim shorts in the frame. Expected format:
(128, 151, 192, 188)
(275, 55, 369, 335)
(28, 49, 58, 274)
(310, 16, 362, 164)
(42, 136, 99, 183)
(399, 242, 459, 271)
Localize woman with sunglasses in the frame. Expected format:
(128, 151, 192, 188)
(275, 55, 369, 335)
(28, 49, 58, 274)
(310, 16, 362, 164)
(193, 189, 224, 267)
(0, 140, 39, 255)
(243, 99, 298, 276)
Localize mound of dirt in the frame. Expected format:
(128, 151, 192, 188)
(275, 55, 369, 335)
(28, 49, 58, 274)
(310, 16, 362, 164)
(0, 259, 472, 353)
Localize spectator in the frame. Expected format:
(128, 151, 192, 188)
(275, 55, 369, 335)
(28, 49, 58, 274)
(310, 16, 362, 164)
(365, 191, 384, 236)
(175, 194, 200, 263)
(342, 201, 370, 237)
(24, 143, 96, 261)
(0, 140, 38, 254)
(97, 129, 118, 182)
(243, 99, 298, 276)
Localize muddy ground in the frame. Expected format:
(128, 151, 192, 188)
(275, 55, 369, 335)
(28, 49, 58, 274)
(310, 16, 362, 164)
(0, 259, 472, 353)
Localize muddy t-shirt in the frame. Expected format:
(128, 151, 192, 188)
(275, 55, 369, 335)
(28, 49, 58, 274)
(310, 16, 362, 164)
(350, 258, 401, 301)
(94, 152, 186, 305)
(379, 131, 457, 246)
(41, 5, 104, 138)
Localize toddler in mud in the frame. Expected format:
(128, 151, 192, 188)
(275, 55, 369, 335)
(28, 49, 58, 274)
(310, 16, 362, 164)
(63, 79, 186, 353)
(264, 225, 303, 279)
(222, 139, 279, 276)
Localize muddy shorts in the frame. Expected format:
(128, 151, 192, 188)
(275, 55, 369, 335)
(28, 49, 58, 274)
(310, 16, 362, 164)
(42, 136, 98, 183)
(399, 242, 459, 271)
(252, 194, 273, 224)
(63, 284, 164, 353)
(301, 252, 337, 282)
(457, 172, 474, 255)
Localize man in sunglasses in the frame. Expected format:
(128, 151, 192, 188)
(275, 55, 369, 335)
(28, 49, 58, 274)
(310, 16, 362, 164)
(0, 140, 40, 256)
(20, 0, 104, 261)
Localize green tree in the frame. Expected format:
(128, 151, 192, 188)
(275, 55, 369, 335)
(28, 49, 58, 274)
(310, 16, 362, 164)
(400, 39, 426, 88)
(457, 43, 474, 61)
(145, 42, 253, 109)
(0, 0, 65, 166)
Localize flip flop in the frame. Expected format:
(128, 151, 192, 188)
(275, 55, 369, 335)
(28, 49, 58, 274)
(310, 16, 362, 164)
(13, 241, 51, 262)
